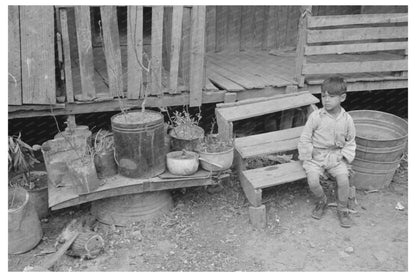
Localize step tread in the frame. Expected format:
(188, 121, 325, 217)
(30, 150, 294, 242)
(235, 126, 304, 158)
(242, 161, 306, 190)
(216, 92, 319, 122)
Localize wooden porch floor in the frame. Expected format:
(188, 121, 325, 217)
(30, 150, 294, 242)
(206, 50, 407, 93)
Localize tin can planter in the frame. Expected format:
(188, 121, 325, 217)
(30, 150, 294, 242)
(8, 187, 43, 254)
(94, 150, 118, 179)
(111, 110, 165, 178)
(68, 158, 100, 195)
(169, 125, 204, 152)
(10, 171, 49, 219)
(197, 134, 234, 171)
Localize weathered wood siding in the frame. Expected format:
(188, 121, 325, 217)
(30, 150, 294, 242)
(205, 6, 301, 53)
(20, 6, 56, 104)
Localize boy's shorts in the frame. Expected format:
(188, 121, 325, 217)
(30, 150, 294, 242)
(302, 159, 349, 178)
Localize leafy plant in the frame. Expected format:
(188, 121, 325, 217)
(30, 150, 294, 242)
(8, 133, 40, 189)
(93, 129, 114, 154)
(198, 134, 234, 153)
(168, 109, 202, 139)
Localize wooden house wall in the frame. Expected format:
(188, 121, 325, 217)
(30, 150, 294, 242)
(205, 6, 301, 53)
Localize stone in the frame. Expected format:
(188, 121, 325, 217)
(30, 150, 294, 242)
(345, 246, 354, 254)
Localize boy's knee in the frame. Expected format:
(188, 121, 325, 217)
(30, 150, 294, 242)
(335, 174, 350, 187)
(307, 173, 321, 188)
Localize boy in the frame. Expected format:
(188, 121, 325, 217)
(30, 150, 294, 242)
(297, 77, 356, 228)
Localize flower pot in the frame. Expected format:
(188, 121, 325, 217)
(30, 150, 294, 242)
(198, 146, 234, 172)
(166, 151, 199, 176)
(8, 187, 43, 254)
(68, 158, 100, 195)
(10, 171, 49, 219)
(94, 150, 118, 179)
(169, 125, 204, 152)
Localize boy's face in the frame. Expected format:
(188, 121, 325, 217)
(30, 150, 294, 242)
(321, 91, 346, 113)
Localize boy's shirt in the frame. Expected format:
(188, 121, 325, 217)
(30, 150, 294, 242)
(298, 108, 356, 165)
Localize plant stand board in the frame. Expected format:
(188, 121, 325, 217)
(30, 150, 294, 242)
(49, 169, 229, 210)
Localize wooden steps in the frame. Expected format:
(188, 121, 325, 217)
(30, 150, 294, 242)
(216, 91, 319, 140)
(216, 91, 318, 228)
(242, 161, 306, 191)
(235, 126, 303, 159)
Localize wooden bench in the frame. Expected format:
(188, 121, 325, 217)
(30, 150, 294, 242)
(216, 91, 320, 228)
(295, 8, 408, 91)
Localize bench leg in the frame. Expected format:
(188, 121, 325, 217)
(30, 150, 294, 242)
(249, 205, 267, 229)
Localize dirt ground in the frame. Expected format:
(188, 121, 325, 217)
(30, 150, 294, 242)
(8, 153, 408, 272)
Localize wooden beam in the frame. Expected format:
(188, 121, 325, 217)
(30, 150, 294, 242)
(8, 6, 22, 105)
(127, 6, 144, 99)
(100, 6, 123, 98)
(59, 8, 74, 103)
(295, 6, 311, 87)
(169, 6, 183, 94)
(8, 91, 227, 119)
(308, 13, 408, 28)
(20, 6, 56, 104)
(189, 6, 206, 107)
(302, 59, 408, 75)
(308, 26, 408, 44)
(305, 41, 408, 56)
(150, 6, 164, 96)
(74, 6, 96, 98)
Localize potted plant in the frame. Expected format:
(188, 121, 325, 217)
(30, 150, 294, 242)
(8, 133, 43, 254)
(168, 109, 204, 151)
(93, 129, 117, 179)
(196, 125, 234, 172)
(8, 133, 49, 218)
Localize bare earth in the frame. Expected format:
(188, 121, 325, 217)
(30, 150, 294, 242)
(8, 155, 408, 272)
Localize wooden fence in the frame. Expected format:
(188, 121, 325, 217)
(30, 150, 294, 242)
(9, 6, 207, 107)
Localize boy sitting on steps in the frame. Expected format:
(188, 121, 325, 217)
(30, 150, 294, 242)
(297, 77, 356, 228)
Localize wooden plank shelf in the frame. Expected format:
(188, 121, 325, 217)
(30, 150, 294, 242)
(49, 169, 229, 211)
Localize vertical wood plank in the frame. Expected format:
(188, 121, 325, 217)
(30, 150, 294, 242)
(59, 8, 74, 102)
(100, 6, 123, 98)
(189, 6, 206, 107)
(162, 6, 173, 72)
(20, 6, 56, 104)
(205, 6, 216, 53)
(179, 7, 191, 89)
(150, 6, 164, 96)
(215, 6, 227, 52)
(276, 6, 287, 48)
(74, 6, 96, 98)
(127, 6, 143, 99)
(295, 6, 311, 87)
(240, 6, 255, 51)
(169, 6, 183, 94)
(8, 6, 22, 105)
(266, 6, 278, 49)
(254, 6, 266, 49)
(227, 6, 242, 52)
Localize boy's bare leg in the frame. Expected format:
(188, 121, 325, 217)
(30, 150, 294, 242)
(335, 174, 352, 228)
(307, 172, 327, 219)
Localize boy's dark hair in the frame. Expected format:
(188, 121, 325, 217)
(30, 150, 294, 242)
(321, 77, 347, 95)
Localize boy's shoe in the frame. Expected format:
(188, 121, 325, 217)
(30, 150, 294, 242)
(337, 210, 352, 228)
(311, 198, 327, 220)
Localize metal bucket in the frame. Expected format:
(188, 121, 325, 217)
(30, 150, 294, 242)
(111, 110, 165, 178)
(90, 191, 173, 226)
(349, 110, 407, 189)
(352, 157, 400, 190)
